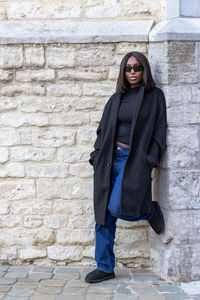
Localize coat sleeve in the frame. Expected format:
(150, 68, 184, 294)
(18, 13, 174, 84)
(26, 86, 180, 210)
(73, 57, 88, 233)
(89, 95, 114, 166)
(146, 89, 167, 168)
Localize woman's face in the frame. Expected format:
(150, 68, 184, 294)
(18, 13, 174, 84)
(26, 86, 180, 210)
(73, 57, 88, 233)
(124, 56, 143, 88)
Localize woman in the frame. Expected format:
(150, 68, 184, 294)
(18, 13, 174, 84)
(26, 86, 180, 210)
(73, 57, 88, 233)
(85, 51, 167, 283)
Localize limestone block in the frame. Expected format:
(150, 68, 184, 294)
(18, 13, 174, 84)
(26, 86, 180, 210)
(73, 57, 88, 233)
(70, 96, 107, 111)
(48, 111, 90, 126)
(85, 0, 121, 18)
(44, 215, 68, 229)
(167, 41, 198, 84)
(167, 102, 200, 124)
(2, 215, 21, 227)
(57, 67, 108, 82)
(52, 199, 83, 216)
(19, 247, 46, 260)
(76, 127, 98, 144)
(56, 229, 94, 245)
(114, 240, 150, 259)
(0, 162, 25, 177)
(122, 0, 162, 21)
(0, 200, 10, 215)
(46, 46, 75, 68)
(108, 66, 121, 81)
(19, 128, 32, 145)
(0, 6, 6, 21)
(0, 179, 35, 200)
(8, 2, 45, 19)
(57, 146, 91, 163)
(0, 247, 17, 261)
(68, 215, 94, 229)
(159, 209, 200, 245)
(0, 112, 48, 127)
(162, 84, 192, 107)
(31, 128, 76, 147)
(48, 245, 82, 261)
(0, 148, 9, 162)
(19, 96, 70, 113)
(16, 69, 55, 82)
(115, 42, 147, 54)
(36, 177, 92, 200)
(24, 46, 45, 67)
(191, 244, 200, 280)
(23, 216, 43, 228)
(158, 170, 200, 210)
(76, 44, 115, 67)
(148, 42, 168, 85)
(26, 163, 70, 178)
(69, 163, 92, 178)
(90, 111, 104, 125)
(0, 128, 20, 146)
(0, 228, 35, 246)
(10, 201, 52, 215)
(47, 83, 82, 97)
(0, 97, 18, 112)
(0, 70, 13, 81)
(33, 228, 56, 246)
(10, 146, 55, 162)
(115, 228, 148, 245)
(82, 246, 95, 259)
(1, 84, 45, 96)
(0, 46, 23, 69)
(83, 82, 115, 96)
(191, 84, 200, 101)
(48, 1, 82, 18)
(165, 127, 199, 168)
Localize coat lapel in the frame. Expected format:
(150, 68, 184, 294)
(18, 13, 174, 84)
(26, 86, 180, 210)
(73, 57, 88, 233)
(111, 83, 145, 145)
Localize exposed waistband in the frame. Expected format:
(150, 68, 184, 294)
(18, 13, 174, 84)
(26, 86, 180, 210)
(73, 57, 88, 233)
(114, 144, 130, 150)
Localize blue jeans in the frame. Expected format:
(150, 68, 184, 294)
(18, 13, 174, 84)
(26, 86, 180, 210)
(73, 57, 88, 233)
(95, 144, 155, 273)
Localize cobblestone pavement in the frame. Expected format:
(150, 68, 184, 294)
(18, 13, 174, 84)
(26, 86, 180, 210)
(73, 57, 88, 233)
(0, 265, 198, 300)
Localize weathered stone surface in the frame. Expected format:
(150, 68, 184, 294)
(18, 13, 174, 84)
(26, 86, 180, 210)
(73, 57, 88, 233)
(16, 69, 55, 82)
(1, 84, 45, 96)
(0, 128, 20, 146)
(10, 146, 55, 162)
(0, 46, 22, 69)
(0, 147, 9, 162)
(46, 46, 75, 68)
(47, 245, 82, 261)
(24, 46, 45, 67)
(33, 228, 56, 246)
(165, 127, 199, 168)
(48, 1, 82, 18)
(19, 247, 46, 260)
(85, 0, 121, 18)
(56, 229, 94, 245)
(0, 180, 35, 200)
(8, 1, 45, 19)
(158, 170, 200, 210)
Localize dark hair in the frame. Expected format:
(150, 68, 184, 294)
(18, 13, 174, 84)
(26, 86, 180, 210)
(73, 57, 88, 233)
(116, 51, 155, 94)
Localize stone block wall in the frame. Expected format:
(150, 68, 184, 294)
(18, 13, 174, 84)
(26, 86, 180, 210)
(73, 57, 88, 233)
(148, 41, 200, 281)
(0, 0, 165, 23)
(0, 42, 152, 266)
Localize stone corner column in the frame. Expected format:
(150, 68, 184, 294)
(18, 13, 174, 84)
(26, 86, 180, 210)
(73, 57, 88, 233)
(148, 0, 200, 282)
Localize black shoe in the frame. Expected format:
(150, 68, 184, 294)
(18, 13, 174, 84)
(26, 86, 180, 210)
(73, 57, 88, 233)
(85, 268, 115, 283)
(148, 201, 165, 234)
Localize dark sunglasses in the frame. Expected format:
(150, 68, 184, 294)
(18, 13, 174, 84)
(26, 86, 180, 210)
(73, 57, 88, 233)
(124, 65, 144, 72)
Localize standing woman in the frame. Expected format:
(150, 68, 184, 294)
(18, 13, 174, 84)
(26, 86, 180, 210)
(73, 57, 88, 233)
(85, 51, 167, 283)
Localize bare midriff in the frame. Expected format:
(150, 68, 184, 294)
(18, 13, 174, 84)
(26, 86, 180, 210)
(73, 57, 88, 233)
(115, 141, 129, 147)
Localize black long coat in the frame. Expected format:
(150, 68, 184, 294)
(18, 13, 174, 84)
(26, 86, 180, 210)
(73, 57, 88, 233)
(89, 82, 167, 225)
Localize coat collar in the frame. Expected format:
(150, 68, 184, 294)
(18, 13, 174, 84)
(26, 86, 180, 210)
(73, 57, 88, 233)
(111, 83, 145, 145)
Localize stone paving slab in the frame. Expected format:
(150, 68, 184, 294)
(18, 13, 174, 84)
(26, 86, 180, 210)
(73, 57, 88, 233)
(0, 265, 197, 300)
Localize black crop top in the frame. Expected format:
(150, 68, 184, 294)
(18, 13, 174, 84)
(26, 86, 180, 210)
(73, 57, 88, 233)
(115, 85, 140, 145)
